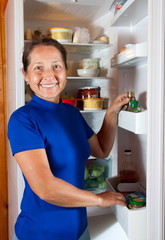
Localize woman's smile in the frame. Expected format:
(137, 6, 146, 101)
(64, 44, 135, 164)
(39, 78, 59, 88)
(40, 84, 57, 88)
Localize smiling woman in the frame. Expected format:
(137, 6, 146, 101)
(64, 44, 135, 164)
(7, 38, 128, 240)
(0, 0, 8, 240)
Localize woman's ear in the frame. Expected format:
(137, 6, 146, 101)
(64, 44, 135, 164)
(22, 68, 28, 84)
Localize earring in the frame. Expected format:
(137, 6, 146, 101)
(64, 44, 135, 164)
(26, 81, 29, 85)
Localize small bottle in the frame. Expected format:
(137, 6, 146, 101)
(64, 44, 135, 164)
(120, 149, 136, 183)
(129, 100, 141, 112)
(122, 91, 136, 111)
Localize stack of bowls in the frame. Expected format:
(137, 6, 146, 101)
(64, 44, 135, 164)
(77, 58, 100, 77)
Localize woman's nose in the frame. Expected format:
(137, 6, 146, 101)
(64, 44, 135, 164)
(43, 69, 55, 79)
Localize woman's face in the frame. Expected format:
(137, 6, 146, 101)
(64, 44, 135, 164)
(23, 45, 67, 103)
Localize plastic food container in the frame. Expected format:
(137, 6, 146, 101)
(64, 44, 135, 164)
(77, 87, 100, 99)
(48, 27, 72, 43)
(83, 58, 100, 69)
(83, 98, 103, 110)
(62, 99, 77, 107)
(128, 197, 146, 209)
(85, 158, 112, 193)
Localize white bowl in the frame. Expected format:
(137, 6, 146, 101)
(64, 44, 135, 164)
(77, 69, 100, 77)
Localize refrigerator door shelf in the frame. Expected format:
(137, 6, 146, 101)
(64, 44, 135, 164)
(111, 42, 147, 68)
(111, 0, 148, 27)
(106, 176, 147, 240)
(118, 110, 147, 134)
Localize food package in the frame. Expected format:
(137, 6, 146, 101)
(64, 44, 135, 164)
(94, 35, 109, 44)
(73, 27, 90, 43)
(33, 30, 43, 40)
(25, 28, 32, 40)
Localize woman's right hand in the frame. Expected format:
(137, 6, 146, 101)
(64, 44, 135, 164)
(96, 191, 126, 208)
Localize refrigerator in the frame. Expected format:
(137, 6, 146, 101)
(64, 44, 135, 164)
(5, 0, 165, 239)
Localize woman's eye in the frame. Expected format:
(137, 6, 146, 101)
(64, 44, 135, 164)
(35, 66, 43, 71)
(53, 65, 60, 70)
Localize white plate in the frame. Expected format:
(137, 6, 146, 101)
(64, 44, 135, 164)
(92, 40, 107, 44)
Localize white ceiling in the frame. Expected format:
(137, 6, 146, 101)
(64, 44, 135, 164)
(24, 0, 114, 24)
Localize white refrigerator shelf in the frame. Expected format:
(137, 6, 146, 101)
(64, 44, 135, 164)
(63, 43, 113, 54)
(106, 176, 147, 240)
(118, 110, 147, 134)
(24, 40, 112, 54)
(67, 77, 112, 80)
(111, 42, 147, 68)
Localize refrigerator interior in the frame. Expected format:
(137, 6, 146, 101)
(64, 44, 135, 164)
(23, 0, 148, 239)
(24, 0, 120, 178)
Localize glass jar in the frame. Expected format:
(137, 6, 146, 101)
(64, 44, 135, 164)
(77, 87, 100, 99)
(77, 87, 100, 110)
(120, 149, 136, 183)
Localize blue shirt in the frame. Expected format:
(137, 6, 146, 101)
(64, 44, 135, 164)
(8, 95, 94, 240)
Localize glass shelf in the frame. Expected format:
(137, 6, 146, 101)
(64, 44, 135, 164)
(67, 76, 112, 80)
(63, 43, 112, 54)
(80, 109, 106, 113)
(24, 40, 112, 54)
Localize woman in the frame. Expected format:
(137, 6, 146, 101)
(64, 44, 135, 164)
(8, 38, 129, 240)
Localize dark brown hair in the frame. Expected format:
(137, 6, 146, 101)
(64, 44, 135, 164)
(22, 38, 68, 73)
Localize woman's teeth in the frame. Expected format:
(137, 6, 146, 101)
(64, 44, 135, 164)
(41, 84, 56, 88)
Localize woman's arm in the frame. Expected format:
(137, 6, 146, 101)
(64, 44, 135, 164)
(88, 93, 130, 158)
(15, 149, 126, 208)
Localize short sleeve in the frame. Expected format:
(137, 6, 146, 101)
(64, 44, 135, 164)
(8, 109, 45, 155)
